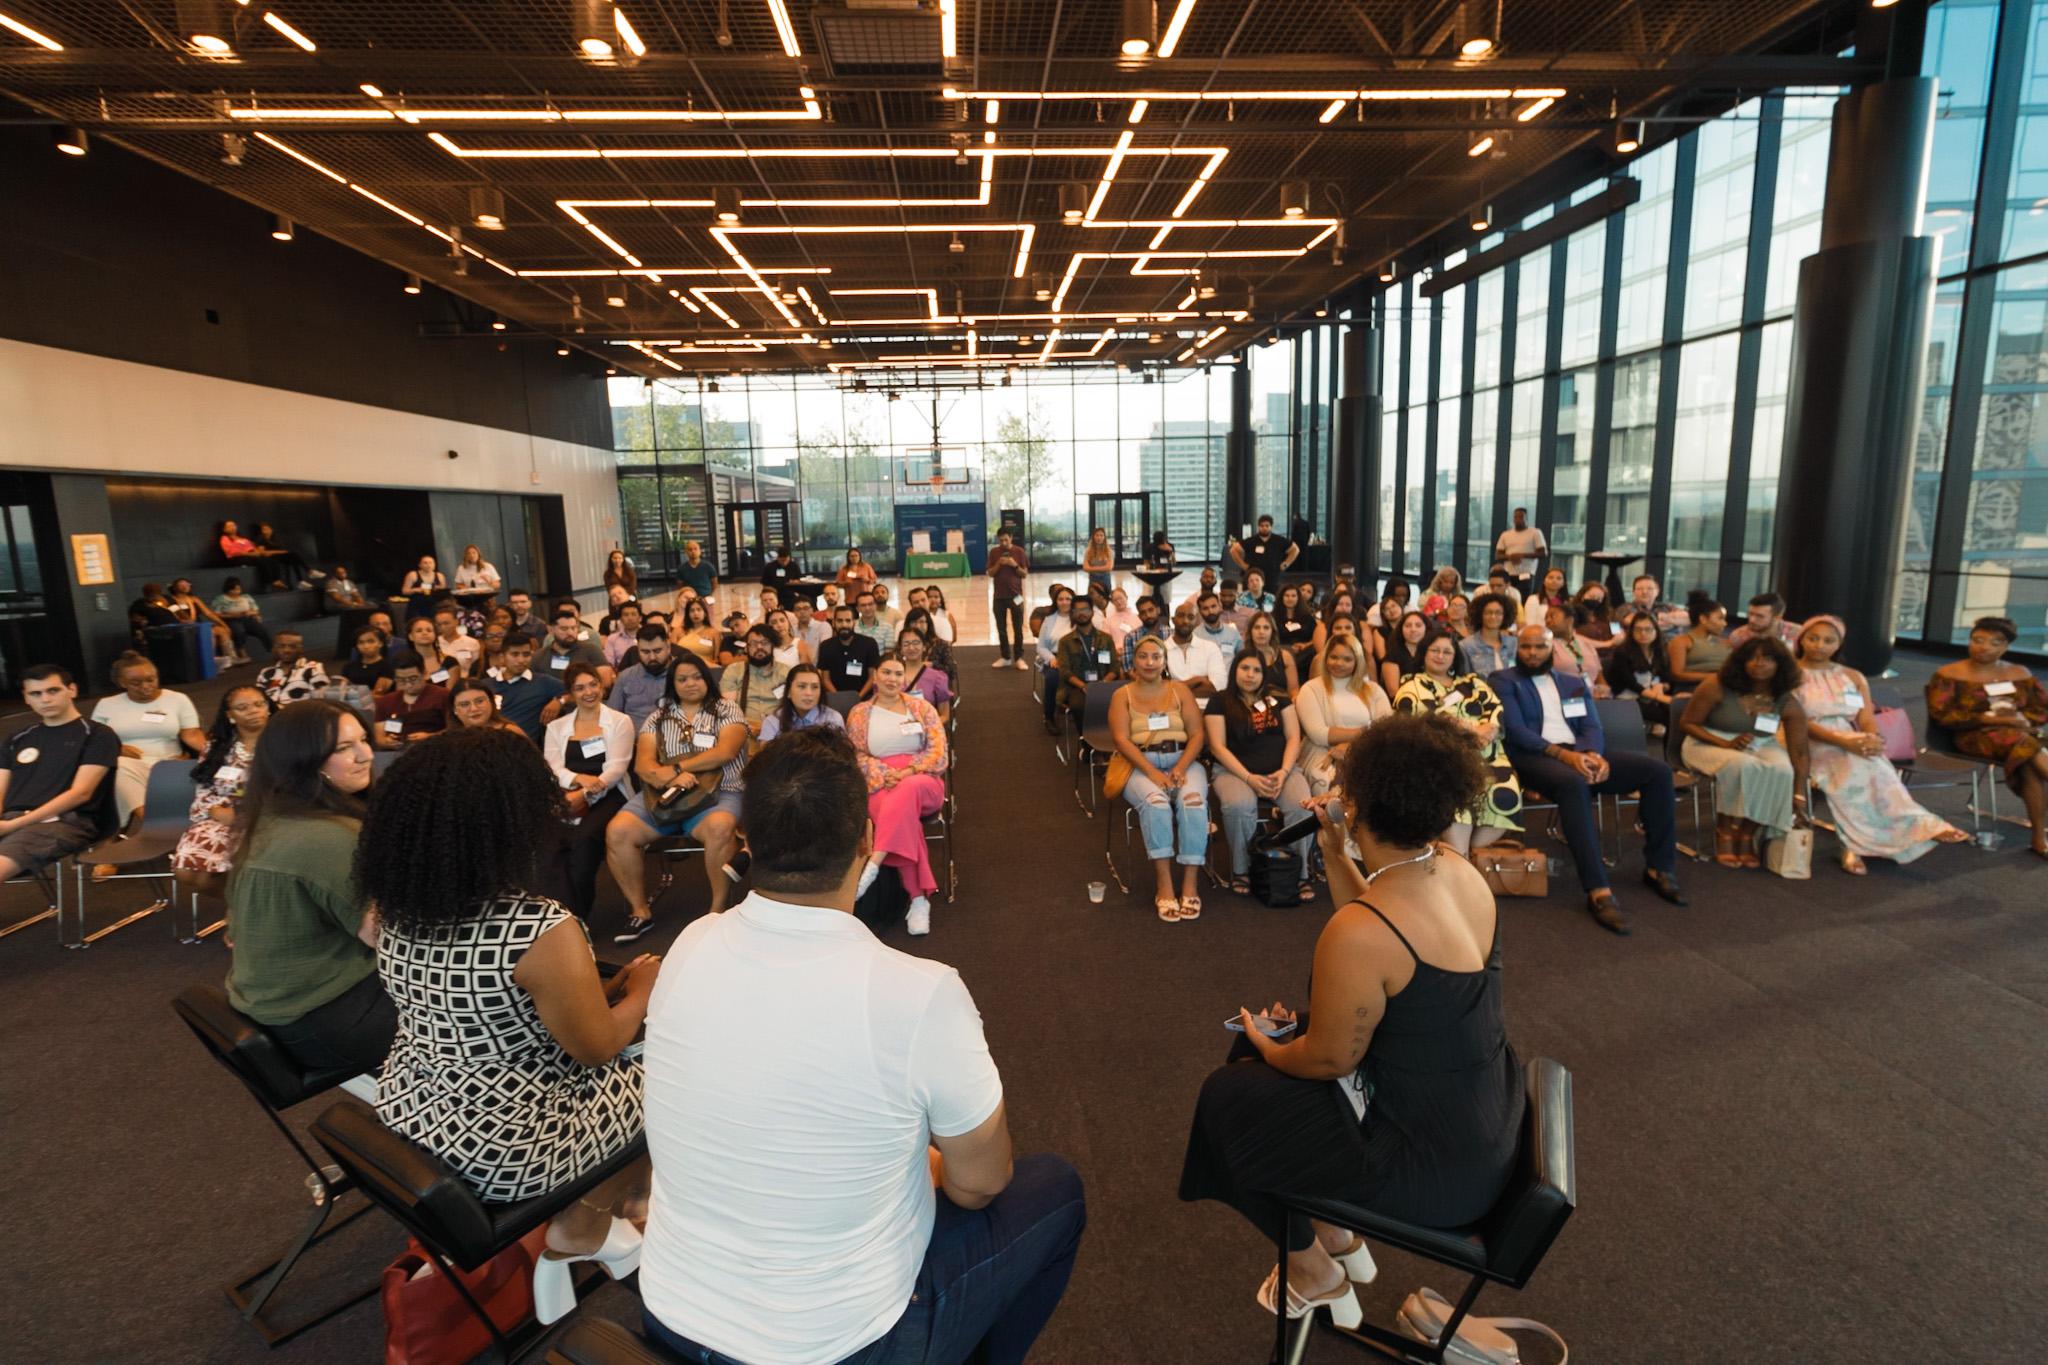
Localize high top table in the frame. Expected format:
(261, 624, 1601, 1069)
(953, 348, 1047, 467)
(1586, 550, 1642, 602)
(1134, 567, 1181, 611)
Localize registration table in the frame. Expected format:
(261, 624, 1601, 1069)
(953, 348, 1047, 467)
(903, 551, 969, 579)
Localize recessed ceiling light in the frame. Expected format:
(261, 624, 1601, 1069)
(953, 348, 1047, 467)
(1119, 0, 1154, 57)
(402, 272, 422, 295)
(605, 291, 627, 307)
(269, 213, 294, 241)
(52, 124, 87, 156)
(490, 316, 507, 331)
(1460, 35, 1494, 58)
(1279, 179, 1310, 217)
(469, 185, 506, 230)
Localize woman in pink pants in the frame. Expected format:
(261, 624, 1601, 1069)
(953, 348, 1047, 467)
(848, 658, 950, 937)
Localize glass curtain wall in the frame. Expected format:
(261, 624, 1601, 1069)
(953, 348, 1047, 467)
(1365, 0, 2048, 652)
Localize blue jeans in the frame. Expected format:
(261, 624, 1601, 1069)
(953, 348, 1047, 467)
(645, 1154, 1086, 1365)
(1123, 749, 1210, 864)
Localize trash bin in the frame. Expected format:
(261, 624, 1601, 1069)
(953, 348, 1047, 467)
(144, 622, 216, 685)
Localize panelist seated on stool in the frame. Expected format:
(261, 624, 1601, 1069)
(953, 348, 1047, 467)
(1489, 625, 1686, 937)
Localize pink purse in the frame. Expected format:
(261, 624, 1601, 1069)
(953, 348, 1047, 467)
(1873, 707, 1916, 764)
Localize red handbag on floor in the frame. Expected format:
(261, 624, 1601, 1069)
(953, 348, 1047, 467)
(381, 1226, 548, 1365)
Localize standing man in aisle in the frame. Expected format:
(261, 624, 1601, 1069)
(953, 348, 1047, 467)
(988, 529, 1031, 671)
(1230, 514, 1299, 587)
(1494, 508, 1548, 598)
(676, 538, 718, 608)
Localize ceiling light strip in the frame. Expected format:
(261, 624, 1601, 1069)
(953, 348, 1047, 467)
(613, 6, 648, 57)
(1084, 130, 1135, 223)
(765, 0, 801, 56)
(261, 11, 316, 50)
(945, 86, 1565, 102)
(940, 0, 957, 59)
(1318, 99, 1345, 124)
(1157, 0, 1196, 58)
(0, 10, 62, 48)
(1013, 223, 1034, 278)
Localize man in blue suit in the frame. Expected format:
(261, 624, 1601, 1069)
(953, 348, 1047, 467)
(1491, 624, 1686, 935)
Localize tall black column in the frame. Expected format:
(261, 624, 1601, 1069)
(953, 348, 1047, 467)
(1330, 323, 1369, 575)
(1773, 76, 1938, 674)
(1223, 360, 1254, 547)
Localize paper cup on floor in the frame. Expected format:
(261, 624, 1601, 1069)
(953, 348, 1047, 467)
(1087, 881, 1107, 903)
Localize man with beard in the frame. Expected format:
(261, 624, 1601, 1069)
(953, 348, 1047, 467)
(612, 625, 673, 730)
(818, 604, 882, 694)
(1491, 624, 1685, 936)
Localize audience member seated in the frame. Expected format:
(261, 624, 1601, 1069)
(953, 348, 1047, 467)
(371, 652, 451, 750)
(1926, 615, 2048, 858)
(855, 592, 898, 653)
(1102, 586, 1141, 641)
(1240, 610, 1301, 698)
(1178, 714, 1527, 1329)
(1570, 584, 1619, 652)
(365, 608, 397, 645)
(1628, 573, 1687, 636)
(1314, 588, 1363, 662)
(342, 626, 397, 695)
(759, 608, 807, 669)
(846, 658, 952, 939)
(605, 654, 748, 942)
(165, 577, 236, 665)
(400, 615, 459, 687)
(398, 555, 446, 619)
(447, 676, 529, 740)
(1795, 617, 1967, 873)
(1207, 652, 1312, 901)
(506, 589, 542, 636)
(356, 729, 651, 1324)
(1668, 592, 1732, 688)
(1377, 610, 1438, 697)
(599, 584, 636, 637)
(722, 625, 792, 739)
(714, 610, 751, 668)
(1539, 604, 1611, 697)
(487, 631, 567, 743)
(602, 548, 639, 600)
(894, 609, 951, 688)
(638, 727, 1083, 1363)
(325, 565, 370, 611)
(1240, 569, 1274, 616)
(1121, 594, 1170, 672)
(1195, 592, 1244, 658)
(1110, 636, 1212, 922)
(1728, 591, 1801, 648)
(1604, 611, 1675, 732)
(128, 582, 180, 639)
(819, 604, 883, 695)
(250, 523, 313, 589)
(1522, 566, 1570, 627)
(543, 662, 636, 920)
(451, 543, 502, 605)
(1679, 637, 1811, 870)
(870, 582, 904, 629)
(433, 606, 482, 674)
(543, 600, 614, 692)
(224, 700, 393, 1074)
(91, 651, 206, 838)
(890, 630, 955, 727)
(1494, 624, 1685, 935)
(611, 625, 672, 731)
(602, 601, 646, 670)
(1394, 634, 1523, 854)
(216, 519, 273, 583)
(1443, 593, 1472, 642)
(1051, 597, 1120, 735)
(173, 685, 272, 900)
(673, 597, 721, 665)
(0, 665, 119, 892)
(255, 630, 331, 706)
(1296, 636, 1392, 796)
(1163, 601, 1229, 699)
(758, 664, 844, 742)
(835, 547, 879, 597)
(792, 596, 832, 655)
(1275, 584, 1315, 678)
(1421, 565, 1464, 620)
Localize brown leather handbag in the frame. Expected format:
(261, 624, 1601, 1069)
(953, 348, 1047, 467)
(1472, 842, 1548, 898)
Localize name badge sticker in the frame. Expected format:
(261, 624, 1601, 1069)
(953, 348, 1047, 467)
(1561, 697, 1588, 719)
(431, 670, 450, 684)
(1097, 649, 1111, 664)
(691, 730, 716, 749)
(549, 655, 569, 670)
(215, 765, 244, 785)
(1985, 679, 2017, 696)
(1145, 712, 1170, 731)
(1842, 687, 1863, 709)
(383, 719, 404, 734)
(1443, 691, 1465, 709)
(1755, 712, 1781, 735)
(845, 660, 864, 677)
(142, 710, 168, 723)
(579, 737, 607, 758)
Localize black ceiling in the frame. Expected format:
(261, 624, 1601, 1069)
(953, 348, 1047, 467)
(0, 0, 1870, 380)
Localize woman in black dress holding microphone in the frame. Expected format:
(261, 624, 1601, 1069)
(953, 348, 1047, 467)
(1179, 713, 1526, 1327)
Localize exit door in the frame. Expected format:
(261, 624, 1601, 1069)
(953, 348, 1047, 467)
(722, 501, 798, 577)
(1087, 494, 1151, 566)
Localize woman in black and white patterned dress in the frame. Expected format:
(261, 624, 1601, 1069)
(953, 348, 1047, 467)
(355, 727, 660, 1324)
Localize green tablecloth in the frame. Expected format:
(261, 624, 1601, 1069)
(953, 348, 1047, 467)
(904, 551, 969, 578)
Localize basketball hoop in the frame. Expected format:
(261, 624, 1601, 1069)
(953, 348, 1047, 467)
(928, 473, 948, 496)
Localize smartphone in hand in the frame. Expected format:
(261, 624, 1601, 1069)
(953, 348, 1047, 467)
(1225, 1014, 1298, 1038)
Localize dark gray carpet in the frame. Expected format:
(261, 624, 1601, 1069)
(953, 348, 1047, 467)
(1, 649, 2043, 1364)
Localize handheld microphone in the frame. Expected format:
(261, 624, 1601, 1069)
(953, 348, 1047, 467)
(1252, 814, 1323, 851)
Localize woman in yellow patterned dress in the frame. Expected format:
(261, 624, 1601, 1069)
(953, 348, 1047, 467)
(1393, 633, 1523, 854)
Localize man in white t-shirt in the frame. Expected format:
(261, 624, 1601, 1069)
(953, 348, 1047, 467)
(1163, 601, 1227, 696)
(639, 728, 1085, 1365)
(1493, 507, 1548, 596)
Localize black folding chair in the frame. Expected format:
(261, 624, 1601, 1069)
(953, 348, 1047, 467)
(80, 758, 200, 944)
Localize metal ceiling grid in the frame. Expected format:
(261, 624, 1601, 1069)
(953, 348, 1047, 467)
(0, 0, 1856, 378)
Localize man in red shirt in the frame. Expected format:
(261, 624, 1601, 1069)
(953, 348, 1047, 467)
(987, 529, 1030, 672)
(372, 652, 450, 749)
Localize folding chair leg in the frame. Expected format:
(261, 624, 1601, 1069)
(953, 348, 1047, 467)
(224, 1188, 378, 1347)
(0, 867, 59, 940)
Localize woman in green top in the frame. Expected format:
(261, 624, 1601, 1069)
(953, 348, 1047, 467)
(224, 699, 392, 1073)
(1679, 636, 1811, 869)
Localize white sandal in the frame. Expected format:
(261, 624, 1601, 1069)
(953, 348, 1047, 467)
(1256, 1265, 1362, 1330)
(1155, 897, 1180, 922)
(1331, 1235, 1378, 1284)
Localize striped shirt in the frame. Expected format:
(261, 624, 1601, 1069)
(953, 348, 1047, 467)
(643, 698, 748, 793)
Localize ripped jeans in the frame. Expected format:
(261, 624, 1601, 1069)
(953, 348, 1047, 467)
(1122, 747, 1210, 864)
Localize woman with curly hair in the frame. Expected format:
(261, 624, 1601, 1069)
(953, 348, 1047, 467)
(1393, 633, 1522, 854)
(1680, 634, 1811, 868)
(223, 699, 390, 1073)
(173, 685, 274, 898)
(359, 729, 655, 1325)
(1180, 713, 1526, 1328)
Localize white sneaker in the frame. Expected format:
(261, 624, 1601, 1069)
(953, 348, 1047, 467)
(297, 580, 314, 590)
(905, 896, 931, 936)
(1014, 658, 1030, 671)
(991, 656, 1010, 668)
(856, 858, 882, 899)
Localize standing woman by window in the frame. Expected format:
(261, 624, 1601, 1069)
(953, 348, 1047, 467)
(1108, 636, 1211, 922)
(173, 686, 274, 902)
(454, 543, 502, 606)
(835, 548, 878, 597)
(1393, 634, 1522, 854)
(847, 658, 950, 937)
(1206, 652, 1314, 901)
(1295, 635, 1392, 795)
(1668, 592, 1732, 689)
(1680, 636, 1811, 869)
(544, 663, 636, 920)
(1242, 610, 1301, 698)
(358, 729, 653, 1325)
(224, 700, 392, 1074)
(1083, 527, 1115, 597)
(603, 549, 639, 600)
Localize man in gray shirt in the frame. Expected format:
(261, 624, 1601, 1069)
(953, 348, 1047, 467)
(611, 626, 672, 729)
(540, 600, 613, 690)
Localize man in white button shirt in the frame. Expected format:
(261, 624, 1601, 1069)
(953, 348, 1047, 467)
(1163, 601, 1228, 697)
(638, 728, 1086, 1365)
(1492, 625, 1684, 936)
